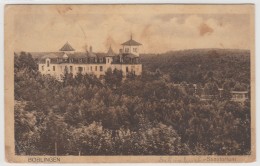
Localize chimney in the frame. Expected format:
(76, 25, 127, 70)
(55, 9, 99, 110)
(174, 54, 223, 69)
(84, 44, 88, 52)
(89, 46, 92, 53)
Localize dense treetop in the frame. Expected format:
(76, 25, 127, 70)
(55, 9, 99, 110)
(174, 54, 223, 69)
(14, 50, 251, 155)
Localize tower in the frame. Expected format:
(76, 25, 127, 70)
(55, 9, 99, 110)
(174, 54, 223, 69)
(121, 34, 142, 56)
(106, 45, 115, 64)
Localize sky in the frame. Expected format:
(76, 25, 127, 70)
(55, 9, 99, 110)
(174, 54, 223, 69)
(12, 5, 251, 53)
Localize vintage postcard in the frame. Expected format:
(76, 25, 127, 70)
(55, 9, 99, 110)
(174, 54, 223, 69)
(5, 4, 255, 163)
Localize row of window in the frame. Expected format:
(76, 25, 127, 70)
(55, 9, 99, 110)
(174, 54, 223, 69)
(65, 65, 104, 72)
(56, 57, 109, 63)
(42, 65, 139, 73)
(46, 57, 140, 66)
(42, 65, 104, 72)
(124, 47, 138, 53)
(125, 65, 139, 72)
(42, 65, 55, 71)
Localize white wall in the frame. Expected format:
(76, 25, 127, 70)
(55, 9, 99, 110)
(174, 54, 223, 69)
(39, 59, 142, 79)
(123, 45, 140, 56)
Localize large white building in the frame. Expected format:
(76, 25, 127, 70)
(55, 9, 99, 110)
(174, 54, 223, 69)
(37, 36, 142, 80)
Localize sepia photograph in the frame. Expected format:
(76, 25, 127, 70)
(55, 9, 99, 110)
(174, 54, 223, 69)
(4, 4, 255, 163)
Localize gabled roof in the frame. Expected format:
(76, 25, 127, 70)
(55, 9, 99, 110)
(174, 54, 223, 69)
(121, 37, 142, 46)
(59, 42, 75, 51)
(106, 46, 115, 57)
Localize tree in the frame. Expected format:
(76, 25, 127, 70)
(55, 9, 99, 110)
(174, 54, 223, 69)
(104, 68, 123, 89)
(14, 50, 251, 156)
(204, 81, 219, 99)
(62, 70, 74, 86)
(71, 122, 113, 155)
(39, 112, 71, 155)
(126, 71, 136, 80)
(15, 52, 38, 71)
(15, 101, 39, 155)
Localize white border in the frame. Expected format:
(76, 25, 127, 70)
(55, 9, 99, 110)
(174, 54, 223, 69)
(0, 0, 258, 166)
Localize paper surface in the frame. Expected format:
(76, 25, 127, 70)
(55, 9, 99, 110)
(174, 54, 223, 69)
(5, 4, 255, 163)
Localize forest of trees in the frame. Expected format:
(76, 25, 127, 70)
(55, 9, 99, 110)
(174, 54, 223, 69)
(141, 49, 250, 86)
(14, 49, 251, 156)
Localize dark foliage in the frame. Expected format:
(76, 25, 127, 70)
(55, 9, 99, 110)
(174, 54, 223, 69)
(14, 50, 250, 155)
(141, 49, 250, 87)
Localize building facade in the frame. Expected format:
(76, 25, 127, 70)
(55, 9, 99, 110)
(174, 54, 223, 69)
(231, 91, 249, 102)
(37, 37, 142, 80)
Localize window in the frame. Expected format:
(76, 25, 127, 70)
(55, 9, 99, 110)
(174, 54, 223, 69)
(90, 66, 92, 71)
(95, 66, 97, 71)
(100, 66, 103, 71)
(78, 67, 83, 73)
(126, 66, 129, 72)
(125, 48, 129, 53)
(70, 66, 73, 72)
(107, 58, 110, 63)
(133, 48, 137, 52)
(47, 60, 50, 67)
(65, 66, 68, 72)
(42, 66, 44, 71)
(53, 66, 55, 71)
(131, 65, 135, 72)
